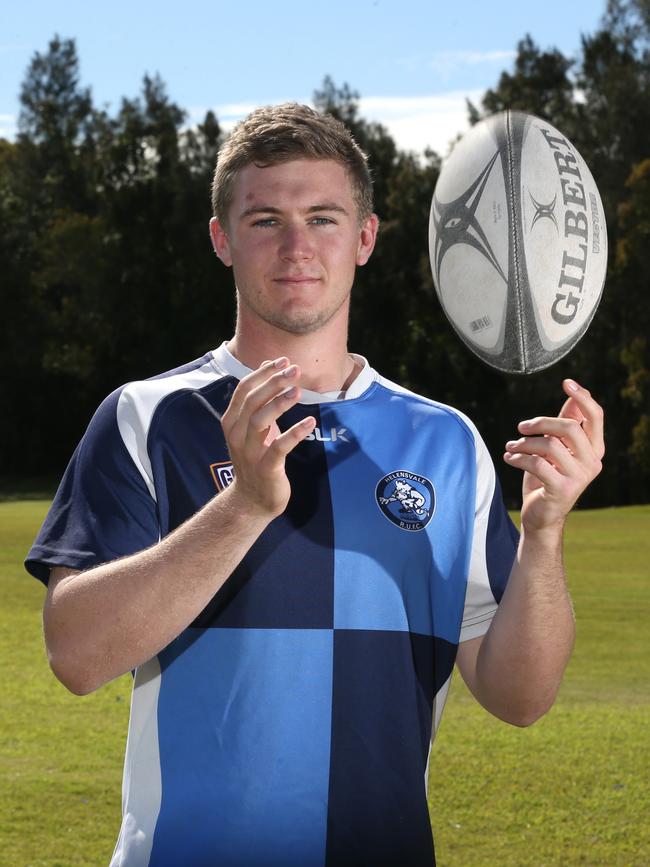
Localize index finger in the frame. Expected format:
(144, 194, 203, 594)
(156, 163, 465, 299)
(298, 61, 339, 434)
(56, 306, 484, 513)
(559, 379, 605, 459)
(224, 357, 289, 418)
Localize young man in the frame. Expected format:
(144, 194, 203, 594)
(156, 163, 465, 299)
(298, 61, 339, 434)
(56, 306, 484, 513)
(26, 104, 604, 866)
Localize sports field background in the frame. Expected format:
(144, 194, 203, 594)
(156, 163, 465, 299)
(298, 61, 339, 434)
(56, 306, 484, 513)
(1, 500, 648, 866)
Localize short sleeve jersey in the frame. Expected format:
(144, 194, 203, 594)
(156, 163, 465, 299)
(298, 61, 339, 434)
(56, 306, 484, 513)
(26, 343, 519, 867)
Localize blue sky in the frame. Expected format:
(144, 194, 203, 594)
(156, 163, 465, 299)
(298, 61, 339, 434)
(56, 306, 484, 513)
(2, 0, 606, 156)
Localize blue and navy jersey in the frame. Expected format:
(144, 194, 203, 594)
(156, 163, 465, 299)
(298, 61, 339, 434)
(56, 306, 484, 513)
(26, 343, 519, 867)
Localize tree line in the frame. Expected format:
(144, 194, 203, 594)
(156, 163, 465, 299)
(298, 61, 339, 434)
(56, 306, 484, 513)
(1, 0, 649, 506)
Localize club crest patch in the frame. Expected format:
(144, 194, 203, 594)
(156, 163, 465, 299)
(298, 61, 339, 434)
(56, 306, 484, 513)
(375, 471, 435, 531)
(210, 461, 235, 492)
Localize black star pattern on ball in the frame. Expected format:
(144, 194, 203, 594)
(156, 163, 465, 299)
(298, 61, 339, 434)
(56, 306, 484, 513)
(432, 149, 507, 286)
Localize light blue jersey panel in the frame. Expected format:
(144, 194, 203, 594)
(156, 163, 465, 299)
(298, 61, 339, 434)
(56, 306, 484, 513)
(150, 628, 333, 866)
(321, 384, 476, 644)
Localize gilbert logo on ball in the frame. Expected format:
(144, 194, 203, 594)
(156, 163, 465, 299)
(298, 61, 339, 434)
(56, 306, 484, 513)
(428, 111, 607, 374)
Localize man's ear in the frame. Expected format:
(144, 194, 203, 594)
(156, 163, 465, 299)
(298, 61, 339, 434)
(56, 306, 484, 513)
(209, 217, 232, 267)
(356, 213, 379, 266)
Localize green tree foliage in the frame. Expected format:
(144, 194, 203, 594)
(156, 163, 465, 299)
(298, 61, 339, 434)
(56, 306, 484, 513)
(474, 34, 578, 129)
(616, 159, 650, 478)
(2, 17, 649, 504)
(576, 1, 650, 500)
(0, 137, 49, 479)
(313, 76, 398, 220)
(2, 37, 230, 478)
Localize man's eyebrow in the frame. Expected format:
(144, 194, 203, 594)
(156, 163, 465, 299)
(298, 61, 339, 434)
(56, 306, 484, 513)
(305, 203, 349, 215)
(238, 203, 350, 220)
(238, 206, 281, 220)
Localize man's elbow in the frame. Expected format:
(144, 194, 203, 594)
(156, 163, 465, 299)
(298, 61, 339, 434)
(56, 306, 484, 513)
(495, 694, 557, 728)
(45, 639, 104, 696)
(501, 707, 549, 728)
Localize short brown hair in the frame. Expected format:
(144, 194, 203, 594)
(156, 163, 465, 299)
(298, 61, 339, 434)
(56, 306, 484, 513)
(211, 103, 373, 225)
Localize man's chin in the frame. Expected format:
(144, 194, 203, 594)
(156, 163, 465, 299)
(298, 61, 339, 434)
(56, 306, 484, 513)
(266, 305, 342, 336)
(239, 292, 350, 337)
(270, 315, 328, 336)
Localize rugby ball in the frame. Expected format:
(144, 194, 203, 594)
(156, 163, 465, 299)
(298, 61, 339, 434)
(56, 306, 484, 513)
(428, 111, 607, 374)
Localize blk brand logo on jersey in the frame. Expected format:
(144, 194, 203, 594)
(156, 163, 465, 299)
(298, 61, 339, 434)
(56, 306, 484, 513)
(375, 471, 435, 531)
(304, 427, 350, 443)
(210, 461, 234, 492)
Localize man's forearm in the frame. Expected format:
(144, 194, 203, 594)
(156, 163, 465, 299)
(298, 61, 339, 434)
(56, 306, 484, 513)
(44, 485, 271, 695)
(469, 524, 576, 726)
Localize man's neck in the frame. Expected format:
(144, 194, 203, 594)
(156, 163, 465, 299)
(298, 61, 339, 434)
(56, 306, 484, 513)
(227, 319, 358, 394)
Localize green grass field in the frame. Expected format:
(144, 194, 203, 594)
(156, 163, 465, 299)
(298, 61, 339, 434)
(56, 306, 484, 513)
(1, 501, 648, 866)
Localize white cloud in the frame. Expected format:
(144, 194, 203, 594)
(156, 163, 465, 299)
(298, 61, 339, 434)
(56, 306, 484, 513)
(359, 91, 484, 157)
(0, 114, 17, 140)
(189, 99, 313, 134)
(438, 50, 516, 65)
(395, 49, 515, 79)
(187, 90, 483, 159)
(189, 102, 260, 123)
(427, 49, 516, 82)
(215, 101, 264, 118)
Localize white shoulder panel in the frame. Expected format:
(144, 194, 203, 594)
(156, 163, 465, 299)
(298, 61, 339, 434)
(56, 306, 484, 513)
(116, 358, 223, 500)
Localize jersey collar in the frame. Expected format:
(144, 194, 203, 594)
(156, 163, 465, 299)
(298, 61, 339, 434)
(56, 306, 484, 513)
(210, 342, 376, 404)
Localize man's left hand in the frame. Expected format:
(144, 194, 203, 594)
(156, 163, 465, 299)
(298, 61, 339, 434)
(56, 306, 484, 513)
(503, 379, 605, 533)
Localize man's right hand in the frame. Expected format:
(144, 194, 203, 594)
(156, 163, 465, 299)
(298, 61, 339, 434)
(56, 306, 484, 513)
(221, 357, 316, 519)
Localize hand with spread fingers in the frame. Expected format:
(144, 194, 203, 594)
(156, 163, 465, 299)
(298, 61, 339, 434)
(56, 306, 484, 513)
(220, 356, 316, 520)
(503, 379, 605, 533)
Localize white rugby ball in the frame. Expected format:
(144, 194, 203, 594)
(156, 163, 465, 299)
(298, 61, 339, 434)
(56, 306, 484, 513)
(428, 111, 607, 374)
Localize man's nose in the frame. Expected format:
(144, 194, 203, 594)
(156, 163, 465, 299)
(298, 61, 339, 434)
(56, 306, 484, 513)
(279, 224, 314, 261)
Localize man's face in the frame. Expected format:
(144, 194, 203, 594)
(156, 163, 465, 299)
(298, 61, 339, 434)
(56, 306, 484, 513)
(210, 159, 378, 336)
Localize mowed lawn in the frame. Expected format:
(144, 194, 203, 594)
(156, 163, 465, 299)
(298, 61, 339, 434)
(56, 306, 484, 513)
(1, 502, 648, 866)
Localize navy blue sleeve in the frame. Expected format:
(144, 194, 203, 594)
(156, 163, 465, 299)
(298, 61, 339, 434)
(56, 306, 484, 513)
(485, 474, 520, 604)
(25, 388, 160, 585)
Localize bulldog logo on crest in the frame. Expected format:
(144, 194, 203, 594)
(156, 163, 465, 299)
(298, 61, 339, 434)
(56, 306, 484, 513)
(376, 471, 435, 531)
